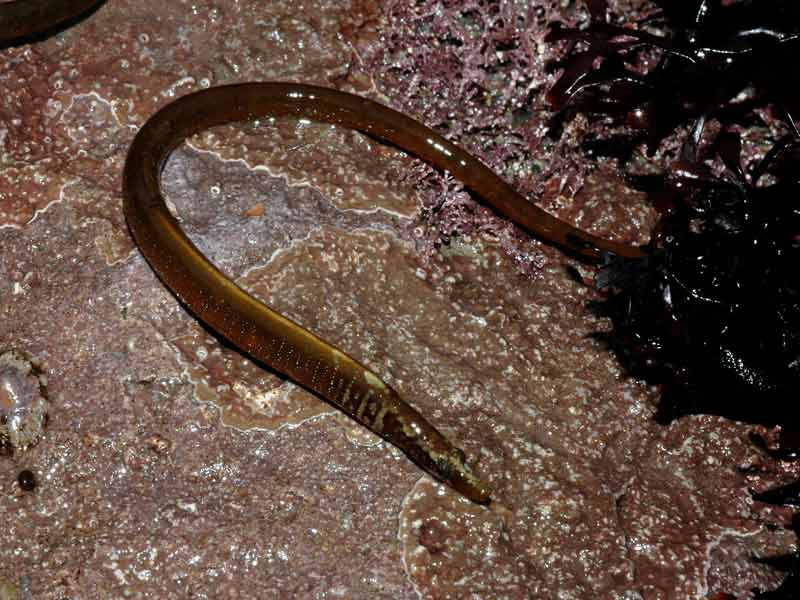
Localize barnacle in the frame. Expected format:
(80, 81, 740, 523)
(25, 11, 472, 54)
(546, 0, 800, 151)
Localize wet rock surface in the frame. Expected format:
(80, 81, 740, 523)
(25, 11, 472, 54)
(0, 1, 795, 598)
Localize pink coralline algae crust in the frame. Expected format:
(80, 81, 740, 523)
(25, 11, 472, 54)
(185, 116, 421, 216)
(0, 0, 795, 598)
(224, 223, 787, 597)
(153, 142, 413, 430)
(172, 325, 332, 432)
(360, 0, 655, 272)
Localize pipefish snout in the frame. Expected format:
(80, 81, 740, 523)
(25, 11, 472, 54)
(122, 82, 644, 505)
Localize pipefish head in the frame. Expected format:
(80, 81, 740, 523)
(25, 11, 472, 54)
(434, 448, 492, 506)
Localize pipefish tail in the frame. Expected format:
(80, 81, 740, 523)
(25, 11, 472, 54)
(122, 83, 644, 505)
(0, 0, 105, 45)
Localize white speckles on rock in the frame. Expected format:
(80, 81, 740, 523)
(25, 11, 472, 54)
(0, 350, 48, 452)
(399, 478, 524, 598)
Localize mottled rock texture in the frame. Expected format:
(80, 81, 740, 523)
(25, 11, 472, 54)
(0, 1, 795, 598)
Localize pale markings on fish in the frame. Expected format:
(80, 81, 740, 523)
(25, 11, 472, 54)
(276, 339, 286, 363)
(310, 359, 322, 387)
(363, 370, 387, 391)
(341, 377, 355, 407)
(372, 403, 394, 434)
(356, 390, 373, 420)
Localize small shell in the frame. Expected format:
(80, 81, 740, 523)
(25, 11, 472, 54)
(0, 350, 48, 452)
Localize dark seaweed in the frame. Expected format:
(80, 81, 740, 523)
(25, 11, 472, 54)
(545, 1, 800, 596)
(585, 95, 800, 600)
(546, 0, 800, 151)
(752, 481, 800, 508)
(750, 431, 800, 461)
(589, 132, 800, 600)
(591, 131, 800, 425)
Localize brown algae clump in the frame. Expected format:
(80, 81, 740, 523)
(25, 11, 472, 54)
(0, 350, 48, 452)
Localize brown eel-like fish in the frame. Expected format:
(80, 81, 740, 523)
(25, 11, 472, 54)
(122, 82, 645, 505)
(0, 0, 104, 45)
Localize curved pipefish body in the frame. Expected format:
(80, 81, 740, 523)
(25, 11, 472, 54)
(0, 0, 104, 45)
(122, 82, 645, 505)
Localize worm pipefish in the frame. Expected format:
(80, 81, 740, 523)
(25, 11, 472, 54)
(122, 82, 644, 505)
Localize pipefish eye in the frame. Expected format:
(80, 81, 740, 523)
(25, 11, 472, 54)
(435, 455, 454, 479)
(435, 448, 470, 478)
